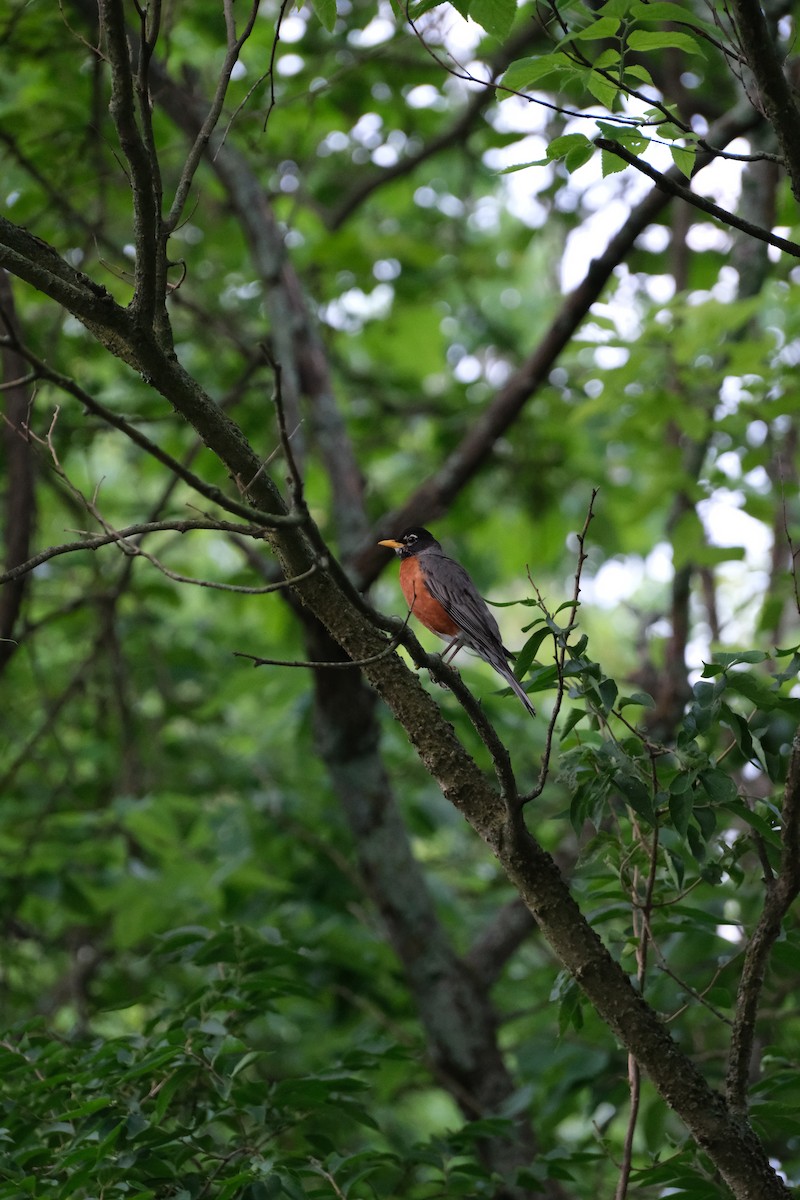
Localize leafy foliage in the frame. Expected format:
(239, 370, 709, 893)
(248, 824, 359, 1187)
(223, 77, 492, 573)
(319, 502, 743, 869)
(1, 0, 800, 1198)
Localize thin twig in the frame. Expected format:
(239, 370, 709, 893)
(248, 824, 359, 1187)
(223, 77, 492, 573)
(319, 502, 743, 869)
(262, 346, 306, 514)
(0, 519, 274, 584)
(165, 0, 260, 232)
(521, 488, 599, 807)
(644, 926, 734, 1026)
(405, 4, 645, 129)
(261, 0, 292, 134)
(117, 541, 319, 593)
(235, 633, 406, 671)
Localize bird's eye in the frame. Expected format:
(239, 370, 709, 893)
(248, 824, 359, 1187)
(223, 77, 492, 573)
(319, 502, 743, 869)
(405, 533, 417, 543)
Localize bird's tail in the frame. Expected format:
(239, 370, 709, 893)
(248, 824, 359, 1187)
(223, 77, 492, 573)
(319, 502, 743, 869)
(501, 665, 537, 718)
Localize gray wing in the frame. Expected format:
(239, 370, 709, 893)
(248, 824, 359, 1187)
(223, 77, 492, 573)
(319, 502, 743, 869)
(423, 551, 511, 671)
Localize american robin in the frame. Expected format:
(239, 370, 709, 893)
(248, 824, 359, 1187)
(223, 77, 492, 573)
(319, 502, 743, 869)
(378, 527, 536, 718)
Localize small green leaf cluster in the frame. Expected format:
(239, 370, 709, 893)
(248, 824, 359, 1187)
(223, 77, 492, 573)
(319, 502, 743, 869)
(491, 0, 731, 179)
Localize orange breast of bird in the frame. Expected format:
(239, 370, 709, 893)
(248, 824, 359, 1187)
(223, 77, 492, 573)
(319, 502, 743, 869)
(399, 557, 460, 638)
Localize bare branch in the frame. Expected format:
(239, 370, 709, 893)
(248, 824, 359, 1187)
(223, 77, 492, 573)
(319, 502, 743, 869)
(98, 0, 164, 325)
(594, 138, 800, 259)
(235, 626, 407, 671)
(164, 0, 260, 232)
(261, 0, 292, 134)
(132, 551, 320, 593)
(0, 215, 132, 352)
(0, 518, 277, 585)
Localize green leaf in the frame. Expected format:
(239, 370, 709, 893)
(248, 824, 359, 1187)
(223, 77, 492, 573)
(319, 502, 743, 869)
(725, 671, 774, 707)
(406, 0, 448, 16)
(618, 691, 655, 710)
(566, 140, 596, 171)
(595, 121, 649, 154)
(669, 790, 694, 837)
(561, 707, 587, 738)
(686, 824, 706, 862)
(553, 975, 584, 1034)
(626, 29, 706, 56)
(670, 143, 696, 178)
(692, 680, 718, 709)
(586, 69, 621, 109)
(498, 158, 548, 174)
(60, 1097, 113, 1120)
(547, 133, 594, 162)
(665, 848, 685, 889)
(515, 626, 551, 679)
(557, 16, 622, 48)
(623, 63, 655, 87)
(601, 147, 627, 176)
(712, 650, 769, 667)
(721, 799, 780, 845)
(699, 769, 736, 805)
(693, 804, 717, 840)
(500, 55, 568, 94)
(597, 676, 618, 713)
(615, 771, 655, 823)
(468, 0, 517, 39)
(308, 0, 337, 32)
(720, 703, 754, 759)
(629, 0, 719, 35)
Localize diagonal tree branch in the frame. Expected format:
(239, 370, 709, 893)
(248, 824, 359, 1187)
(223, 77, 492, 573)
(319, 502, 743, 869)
(594, 137, 800, 257)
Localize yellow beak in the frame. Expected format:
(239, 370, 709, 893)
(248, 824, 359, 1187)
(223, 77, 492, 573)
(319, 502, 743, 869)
(378, 539, 403, 549)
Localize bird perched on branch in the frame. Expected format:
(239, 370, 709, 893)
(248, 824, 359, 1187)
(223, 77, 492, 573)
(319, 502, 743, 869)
(378, 527, 536, 718)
